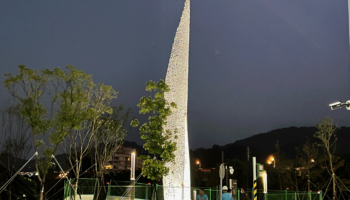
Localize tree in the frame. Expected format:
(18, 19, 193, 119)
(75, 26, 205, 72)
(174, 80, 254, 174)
(131, 80, 177, 200)
(62, 82, 118, 200)
(314, 118, 340, 200)
(93, 105, 131, 200)
(269, 140, 295, 190)
(3, 65, 51, 200)
(300, 139, 318, 192)
(0, 102, 32, 200)
(3, 65, 116, 200)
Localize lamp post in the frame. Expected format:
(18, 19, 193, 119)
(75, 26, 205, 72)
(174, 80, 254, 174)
(329, 101, 350, 110)
(130, 150, 136, 180)
(196, 160, 201, 169)
(130, 149, 136, 200)
(267, 156, 275, 168)
(263, 171, 268, 200)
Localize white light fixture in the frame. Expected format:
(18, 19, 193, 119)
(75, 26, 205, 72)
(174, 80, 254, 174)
(329, 100, 350, 110)
(130, 151, 135, 180)
(229, 166, 234, 175)
(263, 171, 268, 194)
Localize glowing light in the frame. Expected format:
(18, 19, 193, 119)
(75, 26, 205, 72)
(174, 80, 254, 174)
(130, 151, 135, 180)
(263, 172, 267, 194)
(163, 0, 191, 199)
(58, 172, 68, 179)
(104, 165, 113, 169)
(311, 159, 315, 163)
(267, 156, 275, 168)
(196, 160, 200, 164)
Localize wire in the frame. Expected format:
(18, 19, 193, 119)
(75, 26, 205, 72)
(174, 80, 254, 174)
(0, 160, 37, 196)
(46, 144, 97, 195)
(13, 178, 36, 197)
(111, 180, 126, 194)
(308, 180, 332, 200)
(45, 162, 77, 195)
(121, 173, 142, 197)
(51, 155, 80, 200)
(335, 178, 347, 200)
(0, 152, 37, 193)
(47, 163, 96, 200)
(322, 177, 333, 200)
(335, 175, 350, 193)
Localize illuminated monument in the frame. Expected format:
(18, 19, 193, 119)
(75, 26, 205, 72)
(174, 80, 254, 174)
(163, 0, 191, 199)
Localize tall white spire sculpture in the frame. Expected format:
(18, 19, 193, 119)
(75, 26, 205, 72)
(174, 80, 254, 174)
(163, 0, 191, 199)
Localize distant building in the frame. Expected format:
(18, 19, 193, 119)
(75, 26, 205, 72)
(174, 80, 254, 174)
(106, 146, 143, 171)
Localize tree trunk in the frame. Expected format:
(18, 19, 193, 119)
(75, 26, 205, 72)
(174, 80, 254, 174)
(39, 173, 47, 200)
(74, 179, 79, 200)
(151, 182, 157, 200)
(94, 177, 102, 200)
(278, 172, 282, 190)
(8, 184, 11, 200)
(74, 163, 81, 200)
(7, 157, 11, 200)
(328, 153, 336, 200)
(39, 184, 45, 200)
(332, 174, 336, 200)
(7, 171, 12, 200)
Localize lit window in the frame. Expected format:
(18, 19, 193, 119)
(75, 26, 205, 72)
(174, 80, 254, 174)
(104, 165, 113, 169)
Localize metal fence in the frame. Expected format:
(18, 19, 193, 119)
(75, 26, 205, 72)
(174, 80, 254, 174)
(63, 179, 323, 200)
(245, 189, 322, 200)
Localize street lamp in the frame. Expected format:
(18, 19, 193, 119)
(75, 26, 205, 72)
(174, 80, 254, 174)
(329, 101, 350, 110)
(267, 156, 275, 168)
(130, 150, 136, 180)
(130, 149, 136, 200)
(196, 160, 201, 169)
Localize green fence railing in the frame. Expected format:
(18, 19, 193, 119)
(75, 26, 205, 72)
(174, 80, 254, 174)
(63, 179, 323, 200)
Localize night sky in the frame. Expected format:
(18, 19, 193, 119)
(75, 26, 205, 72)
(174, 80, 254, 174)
(1, 0, 350, 150)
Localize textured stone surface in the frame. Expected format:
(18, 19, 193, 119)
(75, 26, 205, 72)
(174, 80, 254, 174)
(162, 0, 191, 199)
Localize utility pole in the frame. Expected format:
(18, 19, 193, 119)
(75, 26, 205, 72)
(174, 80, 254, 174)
(222, 150, 224, 164)
(253, 157, 257, 200)
(307, 158, 310, 193)
(247, 146, 250, 190)
(247, 147, 250, 161)
(226, 166, 228, 187)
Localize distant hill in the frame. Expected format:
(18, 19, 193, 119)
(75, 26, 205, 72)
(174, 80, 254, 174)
(231, 126, 318, 159)
(5, 126, 349, 172)
(191, 126, 350, 168)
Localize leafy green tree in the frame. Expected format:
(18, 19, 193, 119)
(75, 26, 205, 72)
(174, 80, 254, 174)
(93, 105, 131, 200)
(131, 80, 177, 200)
(63, 82, 118, 199)
(3, 65, 117, 200)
